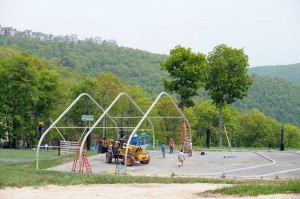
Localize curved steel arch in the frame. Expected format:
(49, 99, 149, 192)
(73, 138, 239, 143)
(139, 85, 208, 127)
(78, 92, 155, 167)
(124, 91, 192, 174)
(36, 93, 118, 169)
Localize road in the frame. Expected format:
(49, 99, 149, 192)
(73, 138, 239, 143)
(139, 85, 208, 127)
(48, 150, 300, 179)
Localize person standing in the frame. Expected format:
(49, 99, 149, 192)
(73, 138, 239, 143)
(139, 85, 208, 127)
(161, 143, 166, 158)
(98, 138, 104, 154)
(178, 149, 185, 167)
(169, 138, 174, 154)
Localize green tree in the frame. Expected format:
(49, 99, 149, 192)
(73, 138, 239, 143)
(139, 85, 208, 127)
(0, 53, 40, 148)
(155, 96, 181, 144)
(70, 77, 99, 123)
(36, 69, 62, 122)
(238, 109, 280, 148)
(160, 45, 206, 110)
(123, 85, 152, 129)
(193, 99, 219, 146)
(96, 72, 125, 138)
(193, 99, 240, 147)
(96, 72, 125, 109)
(284, 124, 300, 148)
(205, 44, 252, 147)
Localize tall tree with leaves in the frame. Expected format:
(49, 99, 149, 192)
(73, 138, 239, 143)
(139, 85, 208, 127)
(96, 72, 124, 138)
(160, 45, 206, 111)
(205, 44, 252, 147)
(0, 53, 40, 148)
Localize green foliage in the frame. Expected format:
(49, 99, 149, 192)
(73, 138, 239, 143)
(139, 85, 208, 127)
(0, 46, 18, 59)
(1, 35, 299, 128)
(160, 45, 206, 108)
(283, 124, 300, 148)
(0, 38, 300, 149)
(0, 35, 168, 95)
(205, 44, 252, 106)
(153, 96, 182, 143)
(123, 85, 153, 129)
(192, 100, 240, 147)
(234, 75, 300, 127)
(249, 63, 300, 83)
(238, 109, 279, 148)
(0, 53, 39, 146)
(0, 52, 64, 148)
(205, 44, 252, 147)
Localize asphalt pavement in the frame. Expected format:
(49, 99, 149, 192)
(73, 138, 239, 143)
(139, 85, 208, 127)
(47, 150, 300, 179)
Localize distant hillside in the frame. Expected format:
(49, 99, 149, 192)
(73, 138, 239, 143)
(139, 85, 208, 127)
(233, 74, 300, 126)
(0, 46, 84, 85)
(1, 35, 300, 127)
(0, 35, 168, 95)
(248, 63, 300, 83)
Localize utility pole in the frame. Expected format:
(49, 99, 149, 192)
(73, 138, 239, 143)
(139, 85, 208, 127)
(280, 123, 284, 151)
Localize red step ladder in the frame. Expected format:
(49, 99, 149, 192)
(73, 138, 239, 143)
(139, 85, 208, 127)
(72, 144, 92, 173)
(181, 120, 190, 153)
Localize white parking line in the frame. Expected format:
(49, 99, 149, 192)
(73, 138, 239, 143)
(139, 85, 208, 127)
(194, 152, 275, 177)
(224, 152, 300, 178)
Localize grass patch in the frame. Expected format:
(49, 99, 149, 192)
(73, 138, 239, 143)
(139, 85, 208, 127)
(0, 148, 58, 161)
(205, 179, 300, 196)
(0, 160, 234, 188)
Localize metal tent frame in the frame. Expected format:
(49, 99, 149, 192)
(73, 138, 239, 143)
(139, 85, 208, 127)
(36, 92, 155, 169)
(36, 91, 192, 174)
(123, 91, 191, 174)
(78, 92, 155, 167)
(36, 93, 118, 169)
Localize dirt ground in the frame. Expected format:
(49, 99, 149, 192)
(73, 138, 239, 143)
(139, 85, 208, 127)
(0, 183, 299, 199)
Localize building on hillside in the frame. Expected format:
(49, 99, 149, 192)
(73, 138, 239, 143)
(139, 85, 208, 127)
(32, 32, 46, 40)
(85, 36, 102, 44)
(45, 34, 54, 41)
(0, 25, 17, 36)
(102, 39, 118, 46)
(64, 34, 78, 43)
(32, 32, 53, 41)
(23, 29, 33, 37)
(0, 24, 117, 46)
(53, 35, 65, 42)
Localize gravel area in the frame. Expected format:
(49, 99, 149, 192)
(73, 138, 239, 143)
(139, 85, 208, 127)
(0, 184, 299, 199)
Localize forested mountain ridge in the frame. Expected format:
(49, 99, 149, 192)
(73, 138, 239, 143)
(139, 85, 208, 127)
(1, 40, 300, 148)
(233, 74, 300, 126)
(1, 35, 300, 127)
(248, 63, 300, 83)
(0, 35, 168, 95)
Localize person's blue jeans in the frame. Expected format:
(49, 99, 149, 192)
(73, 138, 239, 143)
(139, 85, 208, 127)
(170, 146, 174, 154)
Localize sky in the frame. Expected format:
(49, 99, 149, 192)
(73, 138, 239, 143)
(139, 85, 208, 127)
(0, 0, 299, 67)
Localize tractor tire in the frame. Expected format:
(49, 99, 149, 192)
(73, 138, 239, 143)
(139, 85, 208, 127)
(106, 152, 112, 163)
(140, 156, 150, 164)
(123, 153, 135, 166)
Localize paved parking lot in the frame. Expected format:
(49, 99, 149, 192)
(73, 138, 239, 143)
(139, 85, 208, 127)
(48, 150, 300, 179)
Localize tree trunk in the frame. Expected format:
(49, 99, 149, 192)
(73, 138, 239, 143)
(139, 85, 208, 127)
(218, 106, 223, 148)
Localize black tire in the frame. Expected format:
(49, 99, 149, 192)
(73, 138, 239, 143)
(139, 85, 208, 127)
(99, 146, 107, 154)
(123, 153, 135, 166)
(106, 152, 112, 163)
(140, 158, 150, 164)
